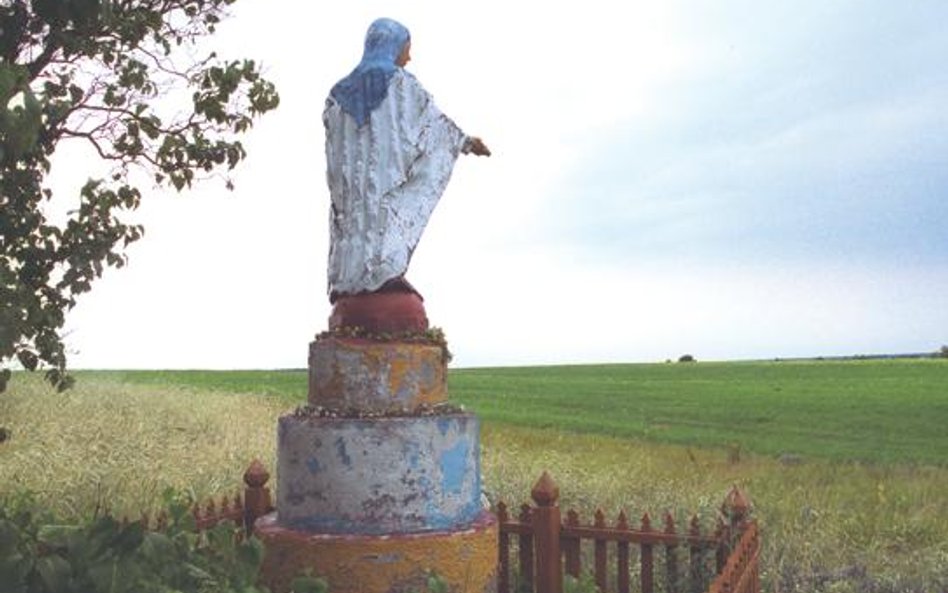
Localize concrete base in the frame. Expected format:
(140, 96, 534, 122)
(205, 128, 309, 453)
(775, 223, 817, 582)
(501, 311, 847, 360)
(308, 338, 447, 409)
(256, 510, 498, 593)
(277, 413, 482, 534)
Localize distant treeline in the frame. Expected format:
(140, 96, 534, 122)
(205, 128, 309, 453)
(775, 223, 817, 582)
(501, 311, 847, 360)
(774, 350, 945, 362)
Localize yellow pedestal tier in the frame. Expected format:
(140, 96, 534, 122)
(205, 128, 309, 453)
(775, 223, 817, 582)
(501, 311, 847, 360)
(308, 338, 447, 409)
(256, 511, 497, 593)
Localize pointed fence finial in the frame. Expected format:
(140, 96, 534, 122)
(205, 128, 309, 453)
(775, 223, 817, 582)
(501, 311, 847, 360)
(244, 459, 270, 488)
(641, 511, 652, 531)
(722, 485, 752, 523)
(663, 511, 676, 534)
(531, 471, 559, 507)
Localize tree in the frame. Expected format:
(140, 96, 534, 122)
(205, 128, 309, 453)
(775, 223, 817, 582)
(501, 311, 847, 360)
(0, 0, 279, 393)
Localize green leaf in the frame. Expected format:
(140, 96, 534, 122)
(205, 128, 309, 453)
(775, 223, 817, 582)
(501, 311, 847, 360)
(112, 521, 145, 556)
(16, 350, 38, 372)
(37, 523, 82, 550)
(289, 574, 329, 593)
(36, 555, 72, 592)
(0, 551, 32, 592)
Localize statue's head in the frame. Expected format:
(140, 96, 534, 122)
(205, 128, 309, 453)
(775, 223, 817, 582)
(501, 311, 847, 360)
(363, 18, 411, 68)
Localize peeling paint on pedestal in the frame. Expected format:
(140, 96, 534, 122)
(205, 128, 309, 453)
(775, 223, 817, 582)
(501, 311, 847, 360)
(256, 511, 498, 593)
(308, 338, 447, 408)
(265, 334, 495, 592)
(440, 439, 470, 495)
(277, 413, 482, 534)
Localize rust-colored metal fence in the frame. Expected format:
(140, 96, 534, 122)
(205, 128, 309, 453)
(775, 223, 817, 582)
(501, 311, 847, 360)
(124, 461, 758, 593)
(497, 471, 760, 593)
(707, 519, 760, 593)
(126, 459, 274, 535)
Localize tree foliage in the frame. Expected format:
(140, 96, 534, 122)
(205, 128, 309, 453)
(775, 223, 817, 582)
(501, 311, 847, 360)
(0, 0, 279, 392)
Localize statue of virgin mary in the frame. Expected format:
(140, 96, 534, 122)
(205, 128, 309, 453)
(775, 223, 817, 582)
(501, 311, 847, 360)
(323, 18, 490, 304)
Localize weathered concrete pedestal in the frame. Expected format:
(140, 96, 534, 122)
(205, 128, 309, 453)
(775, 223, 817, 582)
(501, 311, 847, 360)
(257, 294, 497, 593)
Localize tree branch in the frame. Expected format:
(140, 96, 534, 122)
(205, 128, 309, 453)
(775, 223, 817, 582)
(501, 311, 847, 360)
(27, 35, 61, 80)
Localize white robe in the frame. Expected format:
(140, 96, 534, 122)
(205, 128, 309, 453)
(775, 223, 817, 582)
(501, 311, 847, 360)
(324, 69, 467, 297)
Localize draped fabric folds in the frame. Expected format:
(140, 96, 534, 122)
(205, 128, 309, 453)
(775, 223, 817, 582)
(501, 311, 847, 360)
(324, 68, 467, 298)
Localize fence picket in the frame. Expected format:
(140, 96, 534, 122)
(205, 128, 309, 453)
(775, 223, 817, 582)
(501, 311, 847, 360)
(565, 508, 581, 579)
(690, 514, 703, 593)
(518, 503, 534, 592)
(497, 502, 511, 593)
(594, 508, 608, 591)
(665, 511, 679, 593)
(715, 516, 729, 573)
(641, 512, 655, 593)
(617, 511, 631, 593)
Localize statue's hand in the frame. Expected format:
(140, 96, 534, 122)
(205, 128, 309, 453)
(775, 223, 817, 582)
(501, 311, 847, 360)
(465, 137, 491, 157)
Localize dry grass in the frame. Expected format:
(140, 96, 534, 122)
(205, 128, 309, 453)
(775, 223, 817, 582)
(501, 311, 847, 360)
(0, 373, 284, 518)
(483, 424, 948, 593)
(2, 374, 947, 592)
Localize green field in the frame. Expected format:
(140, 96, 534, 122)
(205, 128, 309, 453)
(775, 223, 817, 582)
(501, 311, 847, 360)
(3, 360, 947, 592)
(110, 358, 948, 464)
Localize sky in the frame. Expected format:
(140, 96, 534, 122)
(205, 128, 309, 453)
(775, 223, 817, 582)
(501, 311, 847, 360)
(53, 0, 948, 369)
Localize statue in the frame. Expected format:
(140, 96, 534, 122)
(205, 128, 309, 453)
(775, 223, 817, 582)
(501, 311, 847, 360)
(323, 18, 490, 308)
(257, 23, 498, 592)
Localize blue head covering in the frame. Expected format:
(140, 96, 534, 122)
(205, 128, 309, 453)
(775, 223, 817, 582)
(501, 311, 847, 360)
(330, 18, 411, 126)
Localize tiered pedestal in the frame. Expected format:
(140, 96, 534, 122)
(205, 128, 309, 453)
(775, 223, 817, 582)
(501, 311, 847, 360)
(256, 294, 497, 593)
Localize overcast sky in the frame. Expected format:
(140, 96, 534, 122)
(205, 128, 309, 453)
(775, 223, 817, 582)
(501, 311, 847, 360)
(57, 0, 948, 369)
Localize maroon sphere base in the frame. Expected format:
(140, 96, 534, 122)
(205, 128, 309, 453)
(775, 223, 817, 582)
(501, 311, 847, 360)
(329, 291, 428, 334)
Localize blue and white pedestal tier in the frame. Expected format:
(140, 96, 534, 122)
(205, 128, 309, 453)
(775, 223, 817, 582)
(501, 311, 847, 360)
(276, 413, 483, 534)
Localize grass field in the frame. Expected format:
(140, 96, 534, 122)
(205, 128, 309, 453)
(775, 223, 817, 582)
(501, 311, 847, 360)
(2, 360, 947, 592)
(111, 358, 948, 464)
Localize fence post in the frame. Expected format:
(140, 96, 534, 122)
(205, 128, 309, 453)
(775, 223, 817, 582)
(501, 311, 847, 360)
(243, 459, 272, 535)
(531, 471, 562, 593)
(722, 485, 752, 533)
(707, 486, 757, 593)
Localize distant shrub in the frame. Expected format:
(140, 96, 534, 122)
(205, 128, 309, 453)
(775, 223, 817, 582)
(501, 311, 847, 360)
(935, 345, 948, 359)
(678, 354, 696, 363)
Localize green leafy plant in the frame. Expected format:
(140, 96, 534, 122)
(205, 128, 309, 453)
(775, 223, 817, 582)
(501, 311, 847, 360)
(564, 572, 601, 593)
(0, 488, 269, 593)
(289, 573, 329, 593)
(425, 571, 449, 593)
